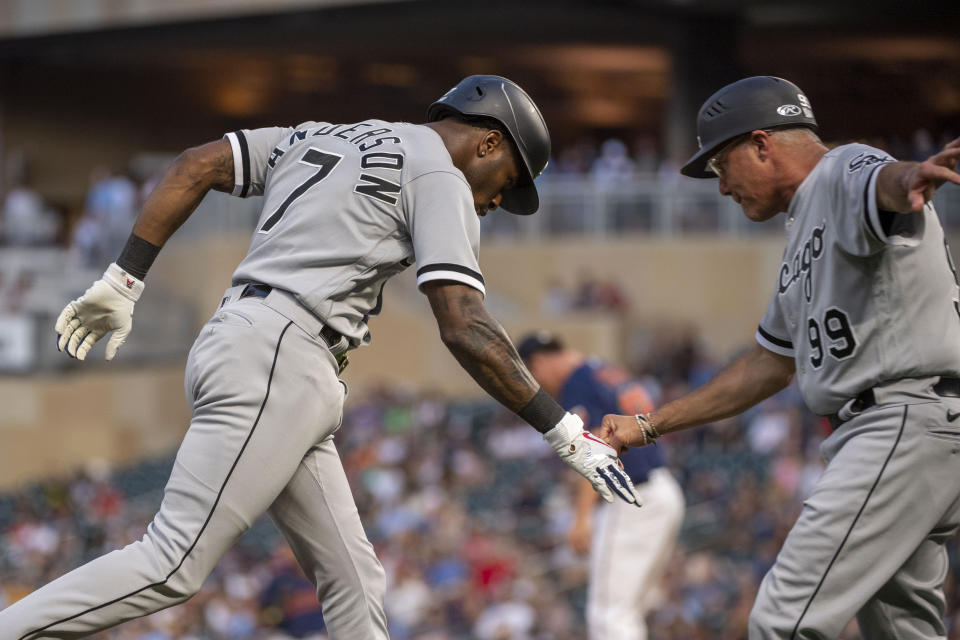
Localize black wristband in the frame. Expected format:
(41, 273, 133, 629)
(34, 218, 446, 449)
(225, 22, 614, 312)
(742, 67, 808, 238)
(116, 233, 161, 280)
(518, 388, 567, 434)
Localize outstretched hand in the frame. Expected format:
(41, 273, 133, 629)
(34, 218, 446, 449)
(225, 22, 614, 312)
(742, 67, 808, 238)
(599, 413, 656, 454)
(543, 413, 643, 506)
(906, 137, 960, 212)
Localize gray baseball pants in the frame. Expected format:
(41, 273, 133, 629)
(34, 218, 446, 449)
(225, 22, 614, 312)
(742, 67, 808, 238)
(0, 286, 388, 640)
(749, 378, 960, 639)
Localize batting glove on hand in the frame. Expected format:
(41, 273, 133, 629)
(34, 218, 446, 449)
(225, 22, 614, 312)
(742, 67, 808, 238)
(544, 413, 643, 507)
(55, 263, 144, 361)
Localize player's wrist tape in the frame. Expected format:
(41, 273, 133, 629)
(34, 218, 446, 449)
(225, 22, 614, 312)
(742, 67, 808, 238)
(103, 262, 145, 302)
(519, 388, 567, 434)
(116, 233, 161, 280)
(635, 413, 660, 446)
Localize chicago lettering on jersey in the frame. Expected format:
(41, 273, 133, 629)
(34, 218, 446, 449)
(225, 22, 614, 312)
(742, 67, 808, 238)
(847, 151, 893, 174)
(779, 223, 825, 302)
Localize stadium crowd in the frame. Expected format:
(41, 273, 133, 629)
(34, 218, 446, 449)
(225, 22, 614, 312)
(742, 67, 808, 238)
(2, 125, 960, 637)
(1, 128, 957, 250)
(3, 328, 959, 639)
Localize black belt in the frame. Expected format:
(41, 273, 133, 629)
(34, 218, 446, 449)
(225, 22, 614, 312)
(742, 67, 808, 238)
(828, 377, 960, 430)
(239, 283, 347, 355)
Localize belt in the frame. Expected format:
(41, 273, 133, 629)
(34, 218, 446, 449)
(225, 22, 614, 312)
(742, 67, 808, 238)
(828, 377, 960, 430)
(238, 283, 349, 373)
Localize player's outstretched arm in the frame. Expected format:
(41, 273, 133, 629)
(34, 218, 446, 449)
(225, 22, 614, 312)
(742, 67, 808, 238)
(55, 139, 236, 361)
(876, 136, 960, 213)
(423, 280, 643, 506)
(600, 343, 794, 451)
(130, 139, 236, 246)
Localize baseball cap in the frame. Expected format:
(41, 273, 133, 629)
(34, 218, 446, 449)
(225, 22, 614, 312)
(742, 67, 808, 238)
(515, 331, 564, 362)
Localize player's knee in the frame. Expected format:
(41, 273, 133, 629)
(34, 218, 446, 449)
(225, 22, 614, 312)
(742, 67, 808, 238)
(316, 551, 386, 609)
(159, 564, 207, 601)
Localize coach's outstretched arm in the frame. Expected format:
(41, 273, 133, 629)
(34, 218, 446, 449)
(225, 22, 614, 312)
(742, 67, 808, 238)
(55, 139, 235, 360)
(600, 344, 795, 451)
(876, 136, 960, 213)
(423, 280, 642, 506)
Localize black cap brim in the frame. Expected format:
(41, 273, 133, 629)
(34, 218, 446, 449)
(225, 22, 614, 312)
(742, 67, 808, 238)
(681, 143, 725, 179)
(500, 182, 539, 215)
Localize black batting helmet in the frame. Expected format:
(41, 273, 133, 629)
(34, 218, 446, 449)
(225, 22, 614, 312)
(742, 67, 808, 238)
(428, 75, 551, 215)
(682, 76, 818, 178)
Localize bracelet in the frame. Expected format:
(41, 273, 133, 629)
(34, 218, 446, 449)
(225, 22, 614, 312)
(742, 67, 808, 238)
(634, 413, 660, 446)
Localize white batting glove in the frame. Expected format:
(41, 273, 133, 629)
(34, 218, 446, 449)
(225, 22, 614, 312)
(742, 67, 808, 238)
(544, 413, 643, 507)
(54, 263, 144, 361)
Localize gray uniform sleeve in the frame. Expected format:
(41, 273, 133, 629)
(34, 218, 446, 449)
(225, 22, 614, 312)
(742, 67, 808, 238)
(402, 170, 485, 296)
(223, 126, 296, 198)
(829, 144, 924, 256)
(756, 293, 795, 357)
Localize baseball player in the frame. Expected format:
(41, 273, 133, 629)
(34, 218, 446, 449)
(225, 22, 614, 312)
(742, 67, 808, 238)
(516, 331, 684, 640)
(601, 76, 960, 639)
(0, 75, 641, 639)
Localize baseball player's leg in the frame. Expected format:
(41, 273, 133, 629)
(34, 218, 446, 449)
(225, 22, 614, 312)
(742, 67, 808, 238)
(268, 436, 388, 640)
(854, 397, 960, 640)
(587, 469, 685, 640)
(749, 402, 960, 639)
(855, 528, 952, 640)
(0, 299, 345, 639)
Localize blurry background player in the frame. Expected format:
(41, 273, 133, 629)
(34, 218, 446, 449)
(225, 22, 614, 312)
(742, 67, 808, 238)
(516, 331, 685, 640)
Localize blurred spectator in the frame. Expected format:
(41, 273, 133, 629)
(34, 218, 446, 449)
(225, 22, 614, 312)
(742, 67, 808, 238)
(472, 582, 536, 640)
(70, 166, 138, 267)
(540, 278, 572, 315)
(0, 154, 60, 246)
(910, 128, 937, 161)
(590, 138, 635, 183)
(569, 269, 630, 314)
(259, 546, 326, 638)
(633, 134, 660, 175)
(550, 138, 597, 176)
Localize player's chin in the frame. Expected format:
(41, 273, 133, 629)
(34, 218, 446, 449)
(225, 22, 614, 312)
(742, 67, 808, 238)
(742, 203, 779, 222)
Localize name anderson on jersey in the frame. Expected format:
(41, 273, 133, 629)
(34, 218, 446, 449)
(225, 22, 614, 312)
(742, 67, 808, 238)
(264, 122, 407, 206)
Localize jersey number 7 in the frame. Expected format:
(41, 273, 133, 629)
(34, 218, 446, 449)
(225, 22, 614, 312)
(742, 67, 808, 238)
(259, 148, 343, 233)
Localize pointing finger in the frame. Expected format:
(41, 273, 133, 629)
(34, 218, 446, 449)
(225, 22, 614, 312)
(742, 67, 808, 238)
(922, 163, 960, 187)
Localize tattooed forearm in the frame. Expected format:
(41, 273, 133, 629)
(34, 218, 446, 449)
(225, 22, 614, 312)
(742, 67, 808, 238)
(424, 282, 538, 412)
(446, 312, 538, 412)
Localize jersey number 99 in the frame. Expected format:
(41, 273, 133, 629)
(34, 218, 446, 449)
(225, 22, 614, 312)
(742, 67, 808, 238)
(807, 308, 856, 369)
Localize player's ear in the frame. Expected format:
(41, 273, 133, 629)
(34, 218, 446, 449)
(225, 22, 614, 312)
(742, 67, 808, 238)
(478, 130, 503, 159)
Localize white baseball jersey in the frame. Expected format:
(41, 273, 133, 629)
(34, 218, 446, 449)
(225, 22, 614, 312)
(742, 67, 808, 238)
(755, 143, 960, 414)
(224, 120, 485, 348)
